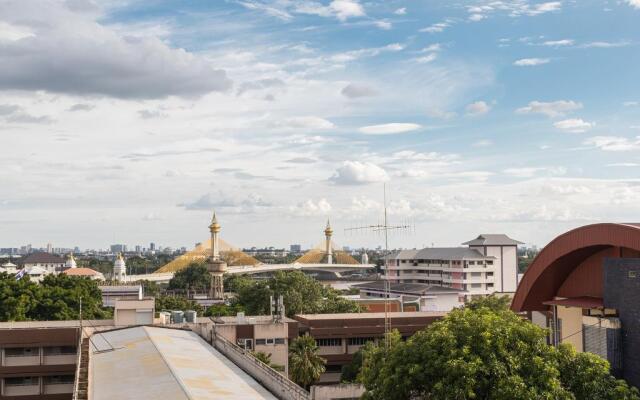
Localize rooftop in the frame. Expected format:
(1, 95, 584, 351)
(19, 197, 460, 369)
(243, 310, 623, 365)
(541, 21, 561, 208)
(199, 315, 297, 325)
(462, 234, 523, 246)
(63, 267, 102, 276)
(20, 252, 65, 264)
(388, 247, 493, 260)
(0, 320, 114, 329)
(353, 281, 464, 295)
(295, 311, 446, 320)
(90, 326, 277, 400)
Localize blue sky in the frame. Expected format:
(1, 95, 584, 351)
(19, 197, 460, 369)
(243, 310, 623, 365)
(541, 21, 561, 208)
(1, 0, 640, 250)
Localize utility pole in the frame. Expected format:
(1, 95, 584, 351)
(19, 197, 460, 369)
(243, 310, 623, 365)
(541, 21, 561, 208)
(344, 184, 413, 351)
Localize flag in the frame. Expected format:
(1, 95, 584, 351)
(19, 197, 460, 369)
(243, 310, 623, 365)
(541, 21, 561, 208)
(15, 268, 26, 280)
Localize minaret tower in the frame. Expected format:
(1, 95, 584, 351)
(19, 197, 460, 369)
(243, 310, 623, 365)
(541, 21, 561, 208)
(324, 219, 333, 265)
(113, 253, 126, 281)
(65, 253, 77, 269)
(207, 211, 227, 300)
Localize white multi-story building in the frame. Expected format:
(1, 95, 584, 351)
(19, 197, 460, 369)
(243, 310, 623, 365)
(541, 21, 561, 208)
(385, 234, 522, 300)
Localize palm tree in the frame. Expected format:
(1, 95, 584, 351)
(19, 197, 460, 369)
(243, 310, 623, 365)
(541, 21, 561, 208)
(288, 334, 326, 390)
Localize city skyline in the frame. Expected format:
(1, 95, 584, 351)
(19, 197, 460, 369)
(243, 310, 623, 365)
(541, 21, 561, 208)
(2, 1, 640, 249)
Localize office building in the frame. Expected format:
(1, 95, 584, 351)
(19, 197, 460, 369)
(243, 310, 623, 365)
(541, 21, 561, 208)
(353, 281, 463, 311)
(19, 253, 65, 275)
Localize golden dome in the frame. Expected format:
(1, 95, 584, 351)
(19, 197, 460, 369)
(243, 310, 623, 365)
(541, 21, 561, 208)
(324, 219, 333, 236)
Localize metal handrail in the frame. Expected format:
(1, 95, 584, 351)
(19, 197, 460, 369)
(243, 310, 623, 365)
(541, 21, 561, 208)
(71, 327, 84, 400)
(212, 333, 310, 399)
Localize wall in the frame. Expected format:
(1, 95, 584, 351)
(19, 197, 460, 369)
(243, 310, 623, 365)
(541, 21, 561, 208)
(557, 306, 583, 352)
(604, 258, 640, 387)
(212, 334, 310, 400)
(310, 384, 364, 400)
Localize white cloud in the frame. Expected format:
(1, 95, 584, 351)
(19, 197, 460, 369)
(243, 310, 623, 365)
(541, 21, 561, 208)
(330, 161, 389, 185)
(542, 39, 574, 47)
(623, 101, 639, 107)
(0, 21, 34, 41)
(425, 107, 456, 120)
(472, 139, 492, 147)
(553, 118, 594, 133)
(469, 14, 485, 21)
(341, 83, 377, 98)
(516, 100, 583, 118)
(504, 166, 566, 178)
(608, 163, 639, 167)
(465, 101, 491, 116)
(358, 123, 422, 135)
(581, 41, 630, 48)
(626, 0, 640, 9)
(289, 198, 332, 216)
(394, 7, 407, 15)
(584, 136, 640, 151)
(0, 1, 231, 99)
(420, 21, 451, 33)
(329, 0, 365, 21)
(374, 20, 392, 30)
(270, 116, 335, 130)
(413, 53, 438, 64)
(514, 58, 550, 66)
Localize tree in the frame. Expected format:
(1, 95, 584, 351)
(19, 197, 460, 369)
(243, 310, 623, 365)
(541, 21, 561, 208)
(204, 303, 245, 317)
(232, 271, 362, 317)
(168, 263, 210, 295)
(465, 294, 511, 312)
(0, 273, 110, 321)
(557, 344, 639, 400)
(341, 348, 364, 383)
(155, 295, 203, 314)
(289, 334, 326, 389)
(359, 304, 639, 400)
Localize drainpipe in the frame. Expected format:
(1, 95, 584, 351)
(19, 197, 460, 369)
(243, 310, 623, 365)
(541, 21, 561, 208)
(552, 305, 559, 347)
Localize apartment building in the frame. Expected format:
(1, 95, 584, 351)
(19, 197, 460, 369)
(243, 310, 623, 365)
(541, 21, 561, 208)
(385, 234, 522, 299)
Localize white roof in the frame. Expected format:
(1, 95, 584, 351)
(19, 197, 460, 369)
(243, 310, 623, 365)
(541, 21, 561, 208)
(90, 326, 277, 400)
(1, 262, 17, 267)
(26, 266, 47, 274)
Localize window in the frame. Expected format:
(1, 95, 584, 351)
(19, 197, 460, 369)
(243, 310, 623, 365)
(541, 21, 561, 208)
(487, 260, 493, 265)
(471, 283, 481, 288)
(316, 338, 342, 347)
(44, 346, 77, 355)
(274, 338, 285, 344)
(468, 261, 475, 265)
(255, 339, 266, 345)
(43, 375, 74, 385)
(5, 347, 38, 357)
(265, 338, 275, 345)
(4, 377, 39, 386)
(471, 272, 481, 277)
(348, 337, 374, 346)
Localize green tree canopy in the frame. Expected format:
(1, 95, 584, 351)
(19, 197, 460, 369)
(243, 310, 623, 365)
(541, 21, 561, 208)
(155, 295, 203, 314)
(359, 301, 639, 400)
(231, 271, 361, 317)
(168, 263, 210, 293)
(0, 273, 110, 321)
(289, 334, 326, 389)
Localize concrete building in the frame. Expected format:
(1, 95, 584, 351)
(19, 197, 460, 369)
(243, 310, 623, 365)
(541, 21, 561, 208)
(19, 253, 65, 275)
(512, 223, 640, 388)
(98, 285, 143, 307)
(294, 311, 445, 383)
(385, 234, 521, 299)
(0, 262, 17, 274)
(211, 315, 298, 375)
(353, 281, 463, 311)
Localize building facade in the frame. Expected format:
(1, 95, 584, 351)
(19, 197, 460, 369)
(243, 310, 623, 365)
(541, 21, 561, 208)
(512, 223, 640, 388)
(294, 311, 445, 383)
(385, 234, 521, 299)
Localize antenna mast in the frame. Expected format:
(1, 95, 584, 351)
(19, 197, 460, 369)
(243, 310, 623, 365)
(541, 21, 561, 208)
(345, 183, 413, 351)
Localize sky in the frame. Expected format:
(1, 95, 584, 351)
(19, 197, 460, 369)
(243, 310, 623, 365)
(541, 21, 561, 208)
(1, 0, 640, 251)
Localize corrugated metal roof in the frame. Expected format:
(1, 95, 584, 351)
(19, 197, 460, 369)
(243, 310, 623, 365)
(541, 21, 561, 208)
(353, 281, 464, 295)
(90, 326, 277, 400)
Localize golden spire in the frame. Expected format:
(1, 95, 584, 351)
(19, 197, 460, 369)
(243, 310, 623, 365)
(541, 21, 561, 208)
(324, 218, 333, 236)
(209, 211, 221, 233)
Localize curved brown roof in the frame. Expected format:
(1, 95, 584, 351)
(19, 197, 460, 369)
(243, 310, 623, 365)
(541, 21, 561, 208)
(512, 223, 640, 312)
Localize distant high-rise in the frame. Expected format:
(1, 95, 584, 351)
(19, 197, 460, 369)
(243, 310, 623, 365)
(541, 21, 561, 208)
(150, 242, 156, 251)
(46, 243, 52, 253)
(290, 244, 301, 253)
(135, 245, 141, 253)
(110, 244, 126, 253)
